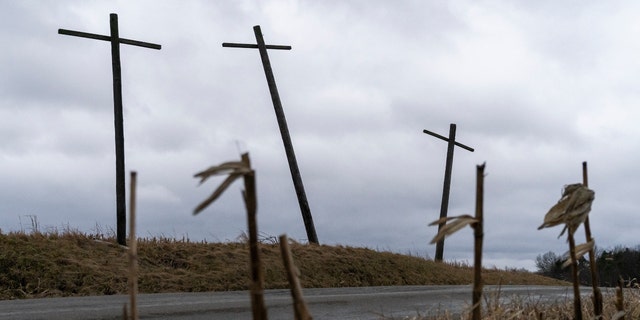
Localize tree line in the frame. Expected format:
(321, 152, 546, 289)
(535, 245, 640, 287)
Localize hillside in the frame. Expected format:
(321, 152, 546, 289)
(0, 230, 567, 300)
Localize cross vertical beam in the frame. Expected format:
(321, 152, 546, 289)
(223, 25, 319, 244)
(59, 13, 161, 246)
(110, 14, 127, 249)
(423, 123, 474, 261)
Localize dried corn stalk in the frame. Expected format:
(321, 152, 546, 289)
(539, 182, 595, 320)
(193, 153, 267, 320)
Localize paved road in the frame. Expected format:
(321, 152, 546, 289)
(0, 285, 574, 319)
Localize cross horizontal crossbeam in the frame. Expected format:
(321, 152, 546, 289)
(58, 29, 161, 50)
(423, 128, 474, 152)
(222, 43, 291, 50)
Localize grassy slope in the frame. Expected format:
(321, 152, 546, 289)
(0, 231, 567, 300)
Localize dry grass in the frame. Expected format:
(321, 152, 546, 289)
(402, 285, 640, 319)
(0, 229, 566, 300)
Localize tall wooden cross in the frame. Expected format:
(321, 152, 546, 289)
(59, 13, 161, 246)
(222, 25, 319, 244)
(423, 123, 474, 261)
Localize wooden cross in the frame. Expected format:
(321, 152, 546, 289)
(222, 25, 319, 244)
(423, 123, 474, 261)
(59, 13, 161, 246)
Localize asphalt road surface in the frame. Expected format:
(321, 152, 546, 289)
(0, 285, 575, 319)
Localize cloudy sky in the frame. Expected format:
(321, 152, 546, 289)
(2, 1, 639, 271)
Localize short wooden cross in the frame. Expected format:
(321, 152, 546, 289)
(423, 123, 474, 261)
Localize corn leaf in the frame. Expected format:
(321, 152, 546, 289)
(611, 311, 626, 320)
(561, 239, 595, 268)
(539, 183, 595, 238)
(193, 173, 243, 215)
(194, 161, 251, 184)
(429, 215, 478, 244)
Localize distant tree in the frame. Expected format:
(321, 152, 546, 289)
(536, 251, 568, 281)
(597, 245, 640, 287)
(536, 251, 590, 284)
(539, 245, 640, 287)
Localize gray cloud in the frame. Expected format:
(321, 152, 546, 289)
(1, 1, 640, 270)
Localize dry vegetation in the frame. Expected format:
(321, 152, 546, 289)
(0, 229, 565, 300)
(3, 229, 639, 319)
(406, 285, 640, 320)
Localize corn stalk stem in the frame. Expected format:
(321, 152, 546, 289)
(568, 230, 582, 320)
(279, 234, 312, 320)
(616, 279, 625, 319)
(242, 154, 267, 320)
(128, 171, 138, 320)
(471, 163, 485, 320)
(582, 161, 603, 318)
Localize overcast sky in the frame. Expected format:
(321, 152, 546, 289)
(2, 1, 639, 271)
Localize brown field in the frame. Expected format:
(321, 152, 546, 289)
(3, 229, 640, 319)
(0, 228, 566, 300)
